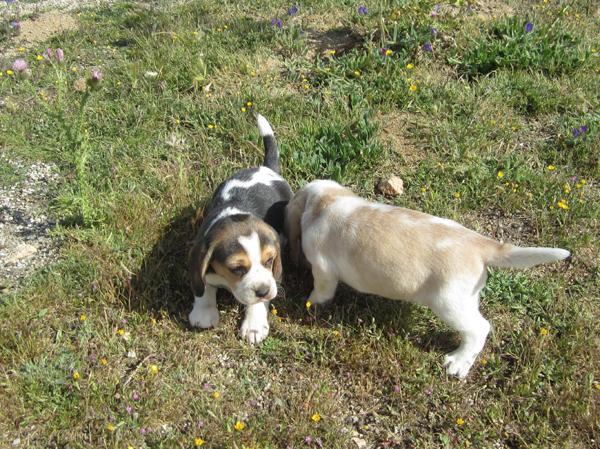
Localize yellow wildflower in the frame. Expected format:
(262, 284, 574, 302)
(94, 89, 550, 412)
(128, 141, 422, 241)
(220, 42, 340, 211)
(149, 364, 159, 375)
(595, 384, 600, 391)
(195, 437, 205, 446)
(327, 49, 336, 56)
(212, 391, 221, 399)
(106, 423, 115, 432)
(406, 63, 414, 70)
(497, 171, 504, 179)
(409, 84, 417, 92)
(271, 306, 278, 316)
(563, 183, 571, 194)
(456, 418, 465, 426)
(547, 165, 556, 171)
(306, 300, 312, 310)
(6, 70, 14, 76)
(36, 55, 44, 61)
(540, 327, 549, 336)
(71, 66, 78, 72)
(18, 47, 25, 53)
(246, 101, 253, 107)
(100, 358, 108, 366)
(453, 192, 461, 199)
(234, 421, 246, 431)
(117, 328, 125, 336)
(79, 314, 87, 322)
(480, 358, 488, 366)
(557, 200, 569, 210)
(72, 371, 81, 381)
(311, 413, 321, 423)
(207, 123, 216, 129)
(385, 49, 393, 56)
(241, 107, 247, 113)
(353, 69, 361, 77)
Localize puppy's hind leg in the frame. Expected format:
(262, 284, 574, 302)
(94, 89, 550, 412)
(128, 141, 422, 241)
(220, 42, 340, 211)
(430, 291, 490, 379)
(307, 264, 338, 305)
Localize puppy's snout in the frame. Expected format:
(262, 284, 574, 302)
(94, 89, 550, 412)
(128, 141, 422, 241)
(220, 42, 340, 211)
(254, 286, 270, 298)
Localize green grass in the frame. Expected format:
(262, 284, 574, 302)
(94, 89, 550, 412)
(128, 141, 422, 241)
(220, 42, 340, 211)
(1, 0, 599, 448)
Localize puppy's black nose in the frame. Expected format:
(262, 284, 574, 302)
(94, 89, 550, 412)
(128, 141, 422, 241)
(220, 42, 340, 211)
(255, 287, 270, 298)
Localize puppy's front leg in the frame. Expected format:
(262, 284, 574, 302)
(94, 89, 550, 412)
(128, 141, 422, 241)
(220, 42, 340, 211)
(240, 301, 270, 344)
(189, 285, 220, 328)
(308, 265, 338, 305)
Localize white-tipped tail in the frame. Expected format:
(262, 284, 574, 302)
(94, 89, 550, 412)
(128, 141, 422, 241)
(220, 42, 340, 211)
(491, 246, 570, 269)
(256, 114, 274, 137)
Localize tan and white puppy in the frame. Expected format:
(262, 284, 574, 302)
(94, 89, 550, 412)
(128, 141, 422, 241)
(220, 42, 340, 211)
(285, 180, 570, 378)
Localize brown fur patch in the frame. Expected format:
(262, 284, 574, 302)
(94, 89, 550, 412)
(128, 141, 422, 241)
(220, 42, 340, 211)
(312, 187, 356, 219)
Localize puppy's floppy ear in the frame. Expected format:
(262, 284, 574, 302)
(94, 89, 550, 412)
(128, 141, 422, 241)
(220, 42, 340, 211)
(189, 239, 214, 297)
(284, 189, 308, 266)
(272, 242, 283, 281)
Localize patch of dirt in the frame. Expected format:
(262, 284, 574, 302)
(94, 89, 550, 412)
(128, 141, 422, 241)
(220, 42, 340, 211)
(0, 10, 78, 60)
(306, 26, 364, 60)
(0, 155, 60, 293)
(375, 111, 424, 166)
(470, 0, 514, 21)
(461, 209, 538, 246)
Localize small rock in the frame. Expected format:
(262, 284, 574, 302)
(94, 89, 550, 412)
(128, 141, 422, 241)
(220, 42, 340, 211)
(376, 176, 404, 197)
(352, 437, 367, 449)
(6, 244, 38, 264)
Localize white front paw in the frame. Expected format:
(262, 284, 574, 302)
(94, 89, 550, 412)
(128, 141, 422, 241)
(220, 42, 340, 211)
(240, 314, 270, 344)
(189, 304, 220, 329)
(443, 352, 475, 379)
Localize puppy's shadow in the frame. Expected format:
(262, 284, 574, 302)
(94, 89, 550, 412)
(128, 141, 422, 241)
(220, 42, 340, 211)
(277, 263, 458, 355)
(122, 205, 238, 326)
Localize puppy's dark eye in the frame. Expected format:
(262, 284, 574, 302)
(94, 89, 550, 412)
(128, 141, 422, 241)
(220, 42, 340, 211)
(231, 266, 248, 276)
(264, 257, 274, 267)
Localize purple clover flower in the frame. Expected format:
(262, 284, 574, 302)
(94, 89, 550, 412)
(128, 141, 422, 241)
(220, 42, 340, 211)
(271, 18, 283, 28)
(56, 48, 65, 62)
(288, 4, 299, 16)
(132, 391, 140, 401)
(12, 59, 28, 72)
(430, 27, 438, 36)
(423, 42, 433, 52)
(431, 4, 441, 17)
(91, 68, 102, 82)
(525, 22, 534, 33)
(357, 5, 368, 15)
(304, 436, 313, 445)
(9, 20, 20, 31)
(573, 125, 589, 138)
(125, 405, 133, 414)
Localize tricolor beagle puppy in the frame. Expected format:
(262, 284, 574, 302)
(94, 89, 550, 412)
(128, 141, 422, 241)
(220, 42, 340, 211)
(189, 115, 292, 344)
(285, 180, 570, 378)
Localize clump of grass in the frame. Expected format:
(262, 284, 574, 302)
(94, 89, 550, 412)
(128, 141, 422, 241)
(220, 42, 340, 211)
(454, 16, 587, 78)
